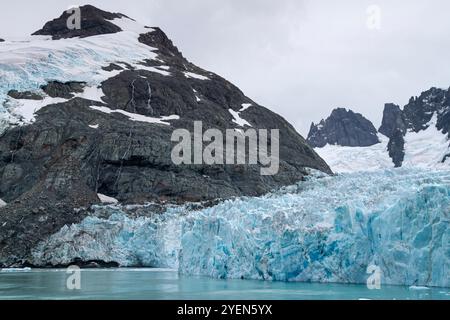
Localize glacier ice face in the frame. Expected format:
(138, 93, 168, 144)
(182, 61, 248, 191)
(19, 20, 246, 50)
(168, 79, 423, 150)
(32, 169, 450, 287)
(179, 169, 450, 287)
(32, 205, 185, 269)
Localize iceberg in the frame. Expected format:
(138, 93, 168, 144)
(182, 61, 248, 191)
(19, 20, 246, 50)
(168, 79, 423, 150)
(32, 168, 450, 287)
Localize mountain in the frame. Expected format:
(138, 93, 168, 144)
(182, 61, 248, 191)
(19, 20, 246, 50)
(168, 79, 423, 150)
(307, 108, 380, 148)
(0, 5, 330, 267)
(32, 5, 127, 39)
(307, 88, 450, 172)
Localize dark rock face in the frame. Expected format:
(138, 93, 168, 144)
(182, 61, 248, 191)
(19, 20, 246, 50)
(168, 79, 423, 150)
(380, 87, 450, 165)
(387, 129, 405, 167)
(307, 108, 380, 148)
(379, 103, 407, 139)
(32, 5, 126, 39)
(0, 6, 331, 266)
(0, 38, 4, 42)
(402, 87, 448, 133)
(41, 81, 85, 99)
(8, 90, 43, 100)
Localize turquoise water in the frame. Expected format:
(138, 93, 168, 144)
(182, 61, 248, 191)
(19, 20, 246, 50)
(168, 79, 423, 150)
(0, 269, 448, 300)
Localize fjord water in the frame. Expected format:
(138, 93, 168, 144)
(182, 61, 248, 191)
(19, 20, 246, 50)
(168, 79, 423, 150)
(0, 269, 448, 300)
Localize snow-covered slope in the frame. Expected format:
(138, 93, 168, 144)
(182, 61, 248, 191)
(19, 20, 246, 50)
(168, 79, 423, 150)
(312, 110, 450, 173)
(315, 134, 394, 173)
(32, 168, 450, 287)
(402, 115, 450, 168)
(0, 17, 159, 132)
(316, 127, 450, 173)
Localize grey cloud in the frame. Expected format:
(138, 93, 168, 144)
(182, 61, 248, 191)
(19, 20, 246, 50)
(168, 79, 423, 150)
(1, 0, 450, 135)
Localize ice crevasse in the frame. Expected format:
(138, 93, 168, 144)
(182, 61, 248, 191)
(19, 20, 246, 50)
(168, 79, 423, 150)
(32, 169, 450, 287)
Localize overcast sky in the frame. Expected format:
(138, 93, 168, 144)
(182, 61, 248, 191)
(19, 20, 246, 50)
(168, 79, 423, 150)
(1, 0, 450, 135)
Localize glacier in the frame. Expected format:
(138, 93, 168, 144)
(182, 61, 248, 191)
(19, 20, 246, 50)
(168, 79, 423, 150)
(0, 17, 160, 133)
(315, 115, 450, 173)
(32, 168, 450, 288)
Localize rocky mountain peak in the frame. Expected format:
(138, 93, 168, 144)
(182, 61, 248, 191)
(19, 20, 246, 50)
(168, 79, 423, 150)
(307, 108, 380, 148)
(378, 103, 406, 139)
(32, 5, 129, 39)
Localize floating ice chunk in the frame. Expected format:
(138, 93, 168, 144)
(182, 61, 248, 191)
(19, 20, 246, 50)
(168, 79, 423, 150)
(409, 286, 431, 291)
(90, 106, 179, 125)
(89, 124, 99, 129)
(0, 267, 32, 273)
(0, 198, 6, 208)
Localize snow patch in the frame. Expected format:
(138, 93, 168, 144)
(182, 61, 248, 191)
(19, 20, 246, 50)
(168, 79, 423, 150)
(135, 65, 171, 76)
(229, 107, 252, 128)
(5, 96, 68, 124)
(90, 105, 179, 125)
(75, 85, 105, 102)
(110, 17, 154, 35)
(402, 114, 450, 168)
(184, 72, 209, 81)
(241, 103, 252, 111)
(314, 134, 394, 173)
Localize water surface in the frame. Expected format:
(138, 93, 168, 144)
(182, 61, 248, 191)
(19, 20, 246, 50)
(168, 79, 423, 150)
(0, 269, 448, 300)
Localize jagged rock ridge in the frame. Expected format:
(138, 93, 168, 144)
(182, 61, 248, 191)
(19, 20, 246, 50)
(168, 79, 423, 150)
(379, 87, 450, 167)
(307, 87, 450, 170)
(32, 5, 128, 39)
(307, 108, 380, 148)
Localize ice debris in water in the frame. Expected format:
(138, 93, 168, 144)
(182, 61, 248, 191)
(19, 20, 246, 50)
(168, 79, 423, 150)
(32, 168, 450, 287)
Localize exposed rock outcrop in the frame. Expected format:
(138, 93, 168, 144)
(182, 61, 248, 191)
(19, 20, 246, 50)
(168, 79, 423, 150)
(378, 103, 407, 139)
(307, 108, 380, 148)
(387, 129, 405, 167)
(41, 81, 86, 98)
(380, 87, 450, 165)
(32, 5, 126, 39)
(7, 90, 43, 100)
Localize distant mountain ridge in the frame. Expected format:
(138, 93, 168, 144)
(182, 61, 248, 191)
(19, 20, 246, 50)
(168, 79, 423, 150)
(307, 108, 380, 148)
(307, 87, 450, 171)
